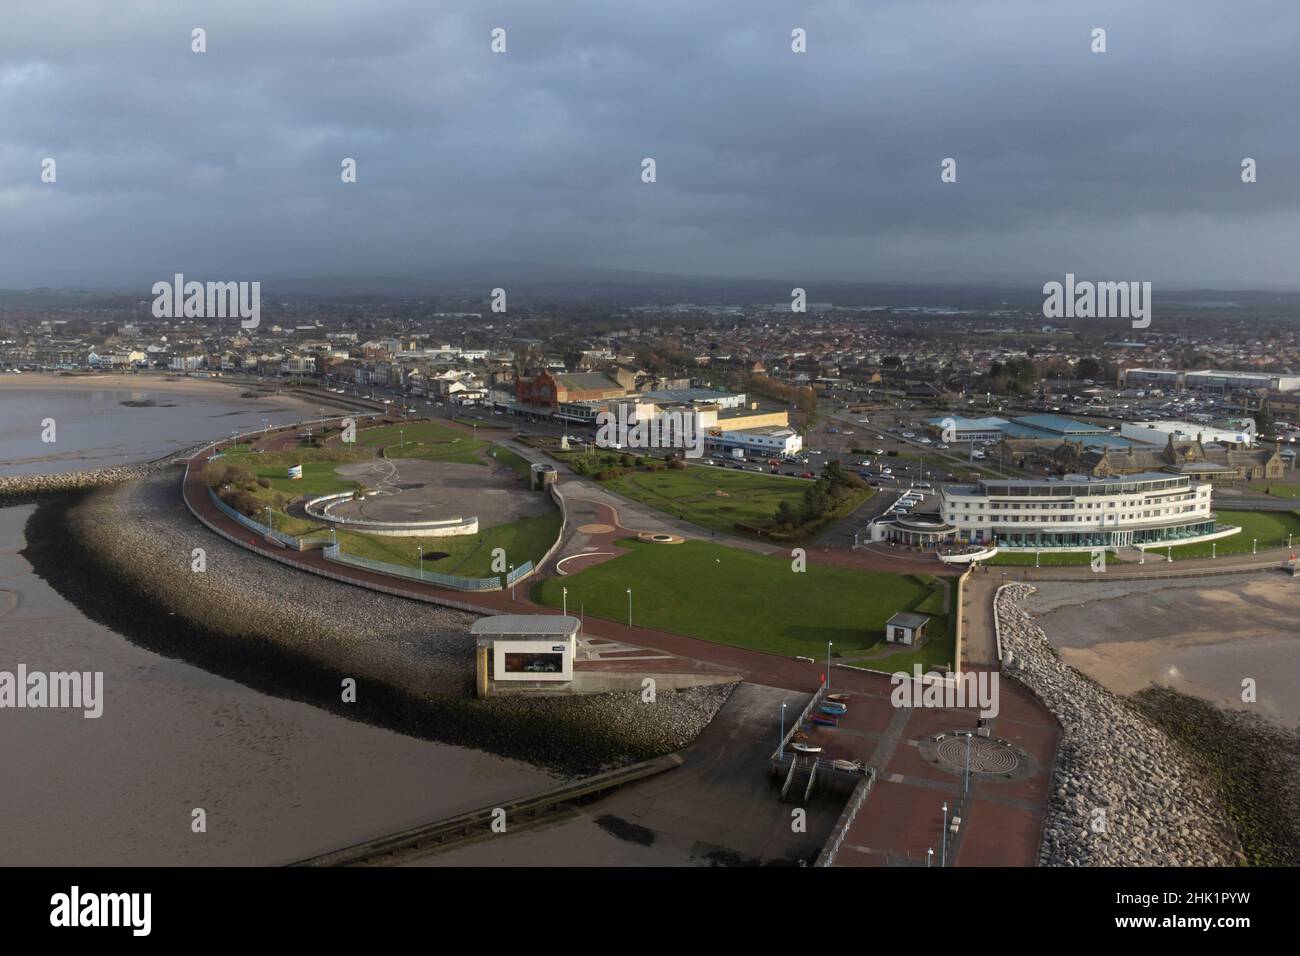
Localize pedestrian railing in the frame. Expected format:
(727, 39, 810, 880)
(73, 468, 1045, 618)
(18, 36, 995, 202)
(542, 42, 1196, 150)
(505, 561, 534, 587)
(816, 768, 876, 867)
(208, 488, 302, 550)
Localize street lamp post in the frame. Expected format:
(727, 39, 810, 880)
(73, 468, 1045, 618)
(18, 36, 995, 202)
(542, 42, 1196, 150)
(626, 588, 633, 627)
(826, 641, 833, 691)
(1253, 538, 1258, 554)
(562, 586, 568, 617)
(510, 564, 516, 600)
(780, 701, 787, 758)
(400, 429, 404, 449)
(941, 802, 948, 867)
(417, 545, 423, 576)
(927, 847, 934, 868)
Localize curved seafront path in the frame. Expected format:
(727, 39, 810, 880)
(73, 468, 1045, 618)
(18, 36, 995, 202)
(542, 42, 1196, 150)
(182, 416, 1063, 866)
(184, 416, 953, 688)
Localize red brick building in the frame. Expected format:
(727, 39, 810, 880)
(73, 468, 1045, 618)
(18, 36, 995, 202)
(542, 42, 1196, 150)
(515, 371, 626, 407)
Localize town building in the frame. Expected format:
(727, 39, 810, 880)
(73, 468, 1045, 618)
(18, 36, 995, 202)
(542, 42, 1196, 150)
(938, 473, 1227, 550)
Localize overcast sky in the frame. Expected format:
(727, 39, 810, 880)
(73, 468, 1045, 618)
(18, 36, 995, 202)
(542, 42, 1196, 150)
(1, 0, 1297, 290)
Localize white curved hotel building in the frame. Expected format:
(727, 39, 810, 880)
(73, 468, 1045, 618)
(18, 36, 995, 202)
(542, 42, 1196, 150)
(936, 472, 1233, 551)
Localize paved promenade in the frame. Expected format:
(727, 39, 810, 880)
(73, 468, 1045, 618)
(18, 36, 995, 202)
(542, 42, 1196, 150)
(182, 419, 1059, 866)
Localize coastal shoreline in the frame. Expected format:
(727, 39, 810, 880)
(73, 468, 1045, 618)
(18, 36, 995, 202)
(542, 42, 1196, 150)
(19, 474, 735, 778)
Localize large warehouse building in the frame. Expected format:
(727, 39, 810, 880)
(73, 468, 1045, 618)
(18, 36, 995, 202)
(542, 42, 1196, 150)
(1120, 367, 1300, 394)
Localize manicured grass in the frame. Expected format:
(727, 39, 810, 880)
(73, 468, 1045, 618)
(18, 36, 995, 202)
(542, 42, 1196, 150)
(532, 538, 936, 657)
(1161, 509, 1300, 560)
(598, 465, 870, 540)
(1265, 483, 1300, 500)
(488, 447, 534, 478)
(267, 511, 329, 537)
(454, 416, 510, 429)
(860, 638, 954, 675)
(356, 420, 468, 447)
(358, 420, 492, 463)
(258, 460, 360, 495)
(393, 443, 491, 465)
(214, 448, 365, 509)
(338, 510, 562, 578)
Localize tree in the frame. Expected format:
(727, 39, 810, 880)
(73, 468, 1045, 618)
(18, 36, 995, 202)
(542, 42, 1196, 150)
(774, 500, 798, 528)
(1076, 357, 1103, 380)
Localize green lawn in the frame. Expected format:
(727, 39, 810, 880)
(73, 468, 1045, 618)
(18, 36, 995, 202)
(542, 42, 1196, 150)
(338, 510, 562, 578)
(454, 416, 510, 429)
(356, 420, 469, 448)
(1265, 484, 1300, 500)
(532, 538, 939, 658)
(393, 443, 491, 466)
(488, 447, 534, 479)
(356, 420, 492, 464)
(860, 638, 954, 675)
(209, 444, 369, 536)
(598, 465, 871, 540)
(1160, 509, 1300, 560)
(214, 447, 365, 501)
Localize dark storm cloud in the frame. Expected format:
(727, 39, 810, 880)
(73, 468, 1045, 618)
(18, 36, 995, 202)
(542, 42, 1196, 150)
(1, 0, 1296, 288)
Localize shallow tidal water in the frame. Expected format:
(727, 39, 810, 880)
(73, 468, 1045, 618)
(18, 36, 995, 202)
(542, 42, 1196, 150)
(0, 381, 557, 864)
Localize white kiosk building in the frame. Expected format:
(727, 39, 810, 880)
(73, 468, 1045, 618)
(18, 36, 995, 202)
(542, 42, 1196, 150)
(471, 615, 580, 697)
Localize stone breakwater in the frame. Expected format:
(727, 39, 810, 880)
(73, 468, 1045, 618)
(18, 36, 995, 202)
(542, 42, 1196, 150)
(996, 584, 1241, 866)
(0, 463, 161, 499)
(22, 470, 734, 775)
(0, 452, 200, 501)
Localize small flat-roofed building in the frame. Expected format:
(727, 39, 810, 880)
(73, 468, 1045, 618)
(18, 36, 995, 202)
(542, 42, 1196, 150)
(471, 615, 581, 697)
(885, 612, 929, 646)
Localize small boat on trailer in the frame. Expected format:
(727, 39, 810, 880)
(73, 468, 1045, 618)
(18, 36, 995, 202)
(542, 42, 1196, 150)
(811, 714, 838, 727)
(819, 704, 847, 716)
(791, 742, 822, 754)
(826, 693, 851, 703)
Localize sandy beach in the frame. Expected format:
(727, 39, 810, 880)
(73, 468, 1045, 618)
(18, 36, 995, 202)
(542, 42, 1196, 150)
(0, 373, 320, 476)
(1025, 573, 1300, 728)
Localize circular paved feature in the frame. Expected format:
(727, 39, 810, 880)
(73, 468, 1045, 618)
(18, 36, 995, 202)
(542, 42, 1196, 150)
(331, 458, 553, 527)
(918, 731, 1033, 781)
(576, 523, 615, 534)
(936, 735, 1019, 774)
